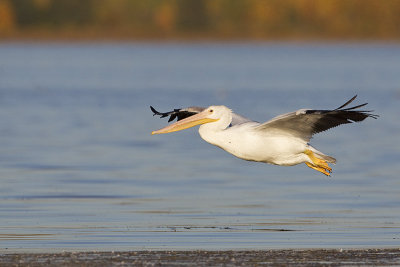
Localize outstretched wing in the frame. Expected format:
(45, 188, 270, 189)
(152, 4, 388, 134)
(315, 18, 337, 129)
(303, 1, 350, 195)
(255, 95, 378, 141)
(150, 106, 205, 122)
(150, 106, 253, 126)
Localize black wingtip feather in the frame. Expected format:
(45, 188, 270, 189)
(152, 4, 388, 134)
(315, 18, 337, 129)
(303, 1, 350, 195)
(364, 111, 379, 119)
(150, 106, 168, 117)
(299, 95, 378, 137)
(333, 95, 378, 119)
(342, 102, 368, 111)
(168, 114, 177, 122)
(335, 95, 357, 110)
(150, 106, 201, 123)
(150, 106, 158, 116)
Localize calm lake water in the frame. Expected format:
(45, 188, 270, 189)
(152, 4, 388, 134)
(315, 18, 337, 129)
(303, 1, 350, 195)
(0, 42, 399, 252)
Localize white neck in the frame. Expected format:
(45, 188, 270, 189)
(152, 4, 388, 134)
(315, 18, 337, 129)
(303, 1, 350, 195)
(198, 106, 232, 145)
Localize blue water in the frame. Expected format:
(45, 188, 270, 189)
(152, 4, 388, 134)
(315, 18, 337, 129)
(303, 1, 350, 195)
(0, 42, 399, 252)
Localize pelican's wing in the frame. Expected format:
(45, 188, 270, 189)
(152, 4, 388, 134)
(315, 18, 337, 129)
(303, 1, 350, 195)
(255, 95, 378, 141)
(231, 113, 254, 125)
(150, 106, 205, 122)
(151, 106, 253, 126)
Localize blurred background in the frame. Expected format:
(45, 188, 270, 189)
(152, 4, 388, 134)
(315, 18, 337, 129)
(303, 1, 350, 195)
(1, 0, 400, 252)
(1, 0, 400, 40)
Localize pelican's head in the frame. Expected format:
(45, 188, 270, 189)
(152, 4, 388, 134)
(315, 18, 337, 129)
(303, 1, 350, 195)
(152, 106, 230, 135)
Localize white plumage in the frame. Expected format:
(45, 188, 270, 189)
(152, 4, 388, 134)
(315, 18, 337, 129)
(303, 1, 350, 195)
(151, 96, 377, 176)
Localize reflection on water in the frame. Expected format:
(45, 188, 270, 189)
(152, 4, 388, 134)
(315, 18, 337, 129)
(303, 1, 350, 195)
(0, 43, 399, 252)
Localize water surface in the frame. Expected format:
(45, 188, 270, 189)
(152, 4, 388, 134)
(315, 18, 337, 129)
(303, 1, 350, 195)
(0, 42, 399, 252)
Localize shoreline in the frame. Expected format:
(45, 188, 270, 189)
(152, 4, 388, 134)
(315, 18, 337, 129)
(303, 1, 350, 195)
(1, 248, 400, 266)
(1, 31, 400, 43)
(1, 38, 400, 46)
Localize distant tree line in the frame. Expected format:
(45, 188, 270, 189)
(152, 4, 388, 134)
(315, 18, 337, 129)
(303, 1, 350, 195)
(1, 0, 400, 39)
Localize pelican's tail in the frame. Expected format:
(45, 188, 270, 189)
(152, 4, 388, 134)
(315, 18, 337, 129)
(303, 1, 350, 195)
(304, 148, 336, 176)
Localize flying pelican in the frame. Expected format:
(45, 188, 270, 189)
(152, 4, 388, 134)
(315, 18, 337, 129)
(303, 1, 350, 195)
(150, 96, 377, 176)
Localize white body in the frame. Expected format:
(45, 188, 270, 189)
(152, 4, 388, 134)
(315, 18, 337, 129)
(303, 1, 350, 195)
(199, 121, 311, 166)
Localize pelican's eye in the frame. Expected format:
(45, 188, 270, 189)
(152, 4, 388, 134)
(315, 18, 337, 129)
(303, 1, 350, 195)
(209, 109, 213, 113)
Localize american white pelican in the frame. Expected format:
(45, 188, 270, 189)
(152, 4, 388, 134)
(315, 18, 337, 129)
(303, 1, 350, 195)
(151, 96, 377, 176)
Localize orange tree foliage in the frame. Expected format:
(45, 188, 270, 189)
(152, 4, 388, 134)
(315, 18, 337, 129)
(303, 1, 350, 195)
(2, 0, 400, 39)
(0, 0, 15, 33)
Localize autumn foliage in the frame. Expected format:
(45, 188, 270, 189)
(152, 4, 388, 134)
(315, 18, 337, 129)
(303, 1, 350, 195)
(1, 0, 400, 40)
